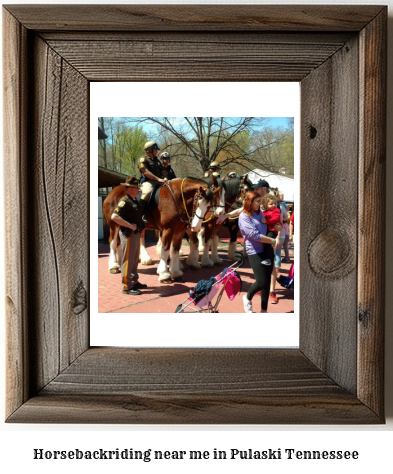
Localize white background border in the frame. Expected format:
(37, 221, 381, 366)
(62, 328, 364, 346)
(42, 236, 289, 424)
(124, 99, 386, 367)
(91, 82, 300, 347)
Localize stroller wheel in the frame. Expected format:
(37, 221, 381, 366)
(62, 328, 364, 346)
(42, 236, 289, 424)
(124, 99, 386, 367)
(174, 304, 184, 313)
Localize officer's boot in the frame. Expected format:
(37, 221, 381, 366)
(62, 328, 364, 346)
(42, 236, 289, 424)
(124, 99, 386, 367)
(140, 198, 148, 223)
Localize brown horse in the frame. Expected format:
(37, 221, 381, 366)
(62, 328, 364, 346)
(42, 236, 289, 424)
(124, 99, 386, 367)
(102, 177, 225, 282)
(197, 175, 249, 266)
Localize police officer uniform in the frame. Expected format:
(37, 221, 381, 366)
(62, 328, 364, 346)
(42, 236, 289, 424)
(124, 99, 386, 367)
(162, 165, 176, 180)
(139, 141, 165, 202)
(112, 176, 146, 295)
(160, 152, 176, 180)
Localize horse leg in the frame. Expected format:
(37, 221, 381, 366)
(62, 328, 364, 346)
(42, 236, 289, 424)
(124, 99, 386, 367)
(157, 229, 172, 282)
(156, 232, 162, 257)
(211, 233, 223, 265)
(227, 241, 237, 261)
(139, 229, 153, 265)
(227, 223, 239, 261)
(178, 235, 184, 271)
(108, 225, 121, 274)
(156, 231, 181, 266)
(200, 225, 214, 267)
(197, 227, 205, 252)
(200, 238, 214, 268)
(186, 231, 201, 269)
(169, 233, 184, 280)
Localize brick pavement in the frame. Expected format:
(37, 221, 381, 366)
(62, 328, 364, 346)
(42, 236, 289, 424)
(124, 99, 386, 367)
(98, 240, 294, 314)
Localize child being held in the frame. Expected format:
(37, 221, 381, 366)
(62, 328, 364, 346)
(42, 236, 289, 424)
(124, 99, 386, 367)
(260, 194, 283, 265)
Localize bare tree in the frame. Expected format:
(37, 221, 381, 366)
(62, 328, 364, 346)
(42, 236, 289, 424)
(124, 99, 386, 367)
(124, 117, 292, 175)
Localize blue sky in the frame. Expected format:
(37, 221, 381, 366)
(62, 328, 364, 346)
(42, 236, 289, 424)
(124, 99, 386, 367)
(269, 117, 293, 128)
(117, 117, 294, 137)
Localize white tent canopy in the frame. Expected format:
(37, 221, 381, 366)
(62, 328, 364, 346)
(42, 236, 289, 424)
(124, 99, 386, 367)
(247, 169, 295, 203)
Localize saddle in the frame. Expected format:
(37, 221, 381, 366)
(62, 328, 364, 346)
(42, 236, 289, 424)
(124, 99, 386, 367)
(136, 184, 163, 227)
(137, 185, 162, 210)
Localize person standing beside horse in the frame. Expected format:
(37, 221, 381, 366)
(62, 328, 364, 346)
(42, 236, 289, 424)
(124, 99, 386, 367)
(111, 176, 147, 296)
(139, 141, 168, 215)
(238, 191, 277, 313)
(160, 152, 176, 180)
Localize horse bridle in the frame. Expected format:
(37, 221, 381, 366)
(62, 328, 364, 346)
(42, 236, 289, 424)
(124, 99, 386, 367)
(191, 190, 208, 221)
(164, 179, 217, 225)
(200, 179, 227, 222)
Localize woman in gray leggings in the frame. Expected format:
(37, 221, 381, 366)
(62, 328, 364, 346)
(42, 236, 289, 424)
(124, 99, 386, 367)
(238, 191, 277, 313)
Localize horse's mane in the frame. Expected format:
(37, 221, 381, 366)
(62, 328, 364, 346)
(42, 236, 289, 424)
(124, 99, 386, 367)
(183, 176, 224, 190)
(243, 177, 254, 190)
(184, 176, 209, 184)
(175, 176, 214, 201)
(222, 177, 242, 200)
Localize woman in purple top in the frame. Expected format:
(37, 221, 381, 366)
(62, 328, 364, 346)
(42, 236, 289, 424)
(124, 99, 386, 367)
(238, 191, 277, 313)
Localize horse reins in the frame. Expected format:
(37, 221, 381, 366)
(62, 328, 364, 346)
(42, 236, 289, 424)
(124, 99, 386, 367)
(161, 179, 214, 225)
(163, 180, 190, 224)
(180, 178, 215, 224)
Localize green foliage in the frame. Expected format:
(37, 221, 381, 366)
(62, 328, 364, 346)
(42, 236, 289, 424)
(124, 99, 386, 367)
(98, 118, 147, 177)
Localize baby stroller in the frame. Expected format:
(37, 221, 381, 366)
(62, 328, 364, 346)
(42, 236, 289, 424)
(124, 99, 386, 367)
(277, 262, 294, 290)
(174, 252, 244, 313)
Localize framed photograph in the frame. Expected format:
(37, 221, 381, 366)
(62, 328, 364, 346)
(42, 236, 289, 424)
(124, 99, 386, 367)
(92, 85, 299, 346)
(4, 5, 386, 424)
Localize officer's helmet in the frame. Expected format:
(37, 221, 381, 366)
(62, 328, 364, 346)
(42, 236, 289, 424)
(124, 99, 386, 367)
(160, 152, 171, 160)
(144, 140, 160, 151)
(227, 171, 237, 179)
(209, 161, 221, 170)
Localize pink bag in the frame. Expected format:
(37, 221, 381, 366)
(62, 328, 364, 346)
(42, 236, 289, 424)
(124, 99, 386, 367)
(222, 271, 241, 301)
(288, 263, 294, 280)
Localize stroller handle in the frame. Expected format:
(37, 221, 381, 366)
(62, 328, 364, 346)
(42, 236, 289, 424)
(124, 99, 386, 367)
(234, 251, 245, 268)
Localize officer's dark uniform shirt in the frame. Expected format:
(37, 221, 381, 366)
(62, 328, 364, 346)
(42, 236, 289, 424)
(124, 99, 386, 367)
(139, 155, 164, 183)
(162, 165, 176, 180)
(114, 195, 145, 236)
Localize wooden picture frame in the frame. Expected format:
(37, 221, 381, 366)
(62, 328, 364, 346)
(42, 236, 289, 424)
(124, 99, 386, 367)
(3, 5, 386, 424)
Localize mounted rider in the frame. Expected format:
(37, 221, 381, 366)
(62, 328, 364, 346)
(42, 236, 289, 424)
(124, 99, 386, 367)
(227, 171, 239, 179)
(204, 161, 222, 179)
(160, 151, 177, 180)
(139, 140, 167, 214)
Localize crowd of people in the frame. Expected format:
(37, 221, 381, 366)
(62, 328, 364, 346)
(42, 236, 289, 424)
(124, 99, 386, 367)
(108, 140, 294, 313)
(216, 179, 294, 313)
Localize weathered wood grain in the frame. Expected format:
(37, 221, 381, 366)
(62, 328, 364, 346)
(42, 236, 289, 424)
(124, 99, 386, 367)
(10, 392, 379, 425)
(29, 36, 90, 389)
(3, 8, 31, 418)
(3, 5, 386, 424)
(41, 31, 354, 44)
(300, 36, 359, 393)
(358, 9, 387, 417)
(45, 38, 348, 82)
(7, 349, 379, 424)
(3, 5, 384, 32)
